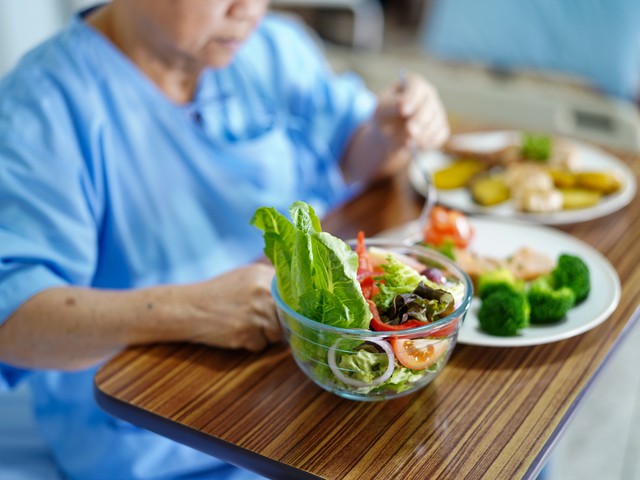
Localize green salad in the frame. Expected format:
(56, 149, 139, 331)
(251, 201, 466, 396)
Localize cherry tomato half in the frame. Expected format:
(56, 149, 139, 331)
(423, 206, 473, 249)
(390, 337, 449, 370)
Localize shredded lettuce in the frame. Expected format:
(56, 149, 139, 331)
(334, 349, 430, 394)
(373, 256, 423, 309)
(337, 349, 391, 385)
(385, 367, 429, 390)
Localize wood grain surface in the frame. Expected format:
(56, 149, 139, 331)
(95, 129, 640, 480)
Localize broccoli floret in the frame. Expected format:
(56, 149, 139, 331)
(476, 267, 524, 299)
(478, 289, 530, 336)
(552, 254, 590, 304)
(527, 276, 575, 323)
(521, 133, 552, 162)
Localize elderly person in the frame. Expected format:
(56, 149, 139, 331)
(0, 1, 449, 478)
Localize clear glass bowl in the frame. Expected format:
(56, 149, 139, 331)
(272, 239, 473, 401)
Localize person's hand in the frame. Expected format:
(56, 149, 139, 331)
(179, 263, 282, 352)
(374, 72, 450, 152)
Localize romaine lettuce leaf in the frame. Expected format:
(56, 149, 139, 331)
(251, 201, 371, 330)
(309, 232, 369, 329)
(250, 206, 299, 308)
(290, 201, 322, 234)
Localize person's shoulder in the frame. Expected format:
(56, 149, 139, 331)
(255, 13, 324, 53)
(246, 12, 328, 76)
(0, 19, 107, 155)
(258, 13, 308, 37)
(0, 21, 102, 129)
(0, 20, 98, 103)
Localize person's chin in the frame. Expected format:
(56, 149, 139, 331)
(205, 45, 243, 69)
(208, 54, 236, 69)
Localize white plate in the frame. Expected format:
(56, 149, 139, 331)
(408, 131, 637, 225)
(381, 217, 621, 347)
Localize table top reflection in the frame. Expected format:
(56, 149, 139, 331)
(95, 127, 640, 480)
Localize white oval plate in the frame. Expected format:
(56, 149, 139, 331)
(381, 217, 621, 347)
(408, 131, 637, 225)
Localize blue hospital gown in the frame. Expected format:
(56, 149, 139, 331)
(0, 9, 376, 480)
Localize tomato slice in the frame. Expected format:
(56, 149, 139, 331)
(423, 206, 473, 249)
(431, 206, 453, 232)
(356, 231, 382, 300)
(368, 300, 458, 334)
(359, 276, 375, 300)
(371, 317, 425, 331)
(390, 337, 449, 370)
(356, 230, 373, 275)
(367, 301, 424, 331)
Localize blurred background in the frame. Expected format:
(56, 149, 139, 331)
(0, 0, 96, 73)
(1, 1, 639, 479)
(1, 0, 639, 152)
(270, 0, 640, 153)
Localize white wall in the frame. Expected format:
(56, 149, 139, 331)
(0, 0, 100, 75)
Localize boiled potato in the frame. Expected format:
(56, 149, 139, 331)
(560, 188, 602, 209)
(470, 173, 510, 206)
(574, 171, 622, 195)
(547, 168, 576, 188)
(434, 159, 487, 189)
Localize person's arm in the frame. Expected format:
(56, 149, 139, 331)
(341, 73, 450, 184)
(0, 263, 281, 371)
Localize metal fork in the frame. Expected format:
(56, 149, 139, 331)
(397, 69, 437, 226)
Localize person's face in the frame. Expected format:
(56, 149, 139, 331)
(123, 0, 270, 69)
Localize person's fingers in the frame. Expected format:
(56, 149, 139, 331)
(375, 93, 402, 123)
(243, 332, 268, 352)
(247, 289, 281, 347)
(407, 101, 439, 134)
(379, 76, 425, 123)
(397, 75, 434, 118)
(402, 91, 449, 149)
(262, 308, 283, 343)
(377, 75, 449, 151)
(263, 325, 282, 344)
(411, 112, 449, 149)
(428, 122, 451, 149)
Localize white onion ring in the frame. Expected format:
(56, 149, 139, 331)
(327, 338, 395, 388)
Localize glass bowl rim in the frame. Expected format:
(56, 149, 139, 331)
(271, 238, 474, 337)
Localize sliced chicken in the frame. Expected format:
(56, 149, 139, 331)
(453, 247, 504, 288)
(505, 247, 555, 281)
(453, 245, 554, 287)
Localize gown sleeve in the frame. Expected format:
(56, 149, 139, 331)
(0, 69, 101, 389)
(260, 15, 378, 204)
